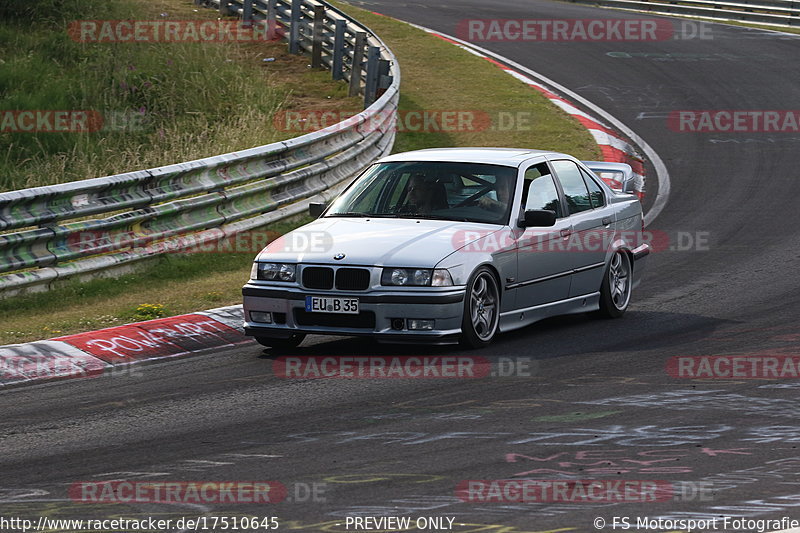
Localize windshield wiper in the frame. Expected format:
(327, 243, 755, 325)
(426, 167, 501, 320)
(391, 213, 471, 222)
(326, 211, 372, 217)
(327, 212, 408, 218)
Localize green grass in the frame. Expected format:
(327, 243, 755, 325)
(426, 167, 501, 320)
(0, 0, 601, 345)
(0, 0, 359, 191)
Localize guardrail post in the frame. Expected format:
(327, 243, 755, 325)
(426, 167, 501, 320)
(376, 59, 391, 100)
(243, 0, 254, 25)
(363, 46, 380, 107)
(348, 32, 367, 97)
(332, 19, 346, 80)
(289, 0, 301, 54)
(266, 0, 278, 40)
(219, 0, 233, 16)
(312, 5, 325, 68)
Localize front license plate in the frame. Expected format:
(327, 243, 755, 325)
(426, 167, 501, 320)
(305, 296, 359, 314)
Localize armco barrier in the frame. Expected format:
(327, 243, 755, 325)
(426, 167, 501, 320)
(0, 0, 399, 297)
(569, 0, 800, 27)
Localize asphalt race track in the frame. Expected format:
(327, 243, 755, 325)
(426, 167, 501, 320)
(2, 1, 800, 531)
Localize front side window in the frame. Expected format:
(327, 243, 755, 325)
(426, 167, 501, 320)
(327, 161, 518, 224)
(522, 163, 562, 218)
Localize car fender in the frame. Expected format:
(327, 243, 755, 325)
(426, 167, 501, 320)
(434, 228, 515, 286)
(607, 237, 634, 263)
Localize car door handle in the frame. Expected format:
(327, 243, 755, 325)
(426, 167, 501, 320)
(602, 217, 612, 225)
(560, 229, 572, 238)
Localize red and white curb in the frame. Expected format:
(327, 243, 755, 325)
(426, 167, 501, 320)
(417, 27, 647, 199)
(0, 305, 248, 387)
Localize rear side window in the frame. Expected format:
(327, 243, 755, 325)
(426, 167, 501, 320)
(581, 169, 605, 208)
(552, 160, 592, 215)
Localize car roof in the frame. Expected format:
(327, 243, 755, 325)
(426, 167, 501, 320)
(378, 147, 566, 166)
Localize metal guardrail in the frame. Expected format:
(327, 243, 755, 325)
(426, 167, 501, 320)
(0, 0, 399, 297)
(570, 0, 800, 27)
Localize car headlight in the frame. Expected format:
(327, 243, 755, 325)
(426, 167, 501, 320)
(381, 268, 453, 287)
(252, 262, 296, 282)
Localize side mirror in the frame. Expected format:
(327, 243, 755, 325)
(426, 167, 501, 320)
(308, 202, 327, 218)
(520, 209, 556, 227)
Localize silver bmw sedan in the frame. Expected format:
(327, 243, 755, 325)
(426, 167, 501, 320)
(242, 147, 650, 349)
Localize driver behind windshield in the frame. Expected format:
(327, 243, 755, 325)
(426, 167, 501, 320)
(403, 173, 447, 214)
(478, 176, 513, 213)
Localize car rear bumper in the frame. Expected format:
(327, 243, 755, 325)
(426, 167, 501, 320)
(242, 284, 465, 344)
(632, 243, 650, 260)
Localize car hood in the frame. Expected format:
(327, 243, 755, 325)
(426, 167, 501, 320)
(256, 217, 502, 267)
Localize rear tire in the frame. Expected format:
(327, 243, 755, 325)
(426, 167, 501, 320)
(597, 250, 632, 318)
(254, 333, 306, 350)
(460, 267, 500, 349)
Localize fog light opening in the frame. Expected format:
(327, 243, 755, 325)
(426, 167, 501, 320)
(250, 311, 274, 324)
(391, 318, 406, 330)
(407, 319, 434, 331)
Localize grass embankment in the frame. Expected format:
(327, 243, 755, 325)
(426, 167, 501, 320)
(0, 0, 600, 345)
(0, 0, 358, 191)
(334, 3, 600, 156)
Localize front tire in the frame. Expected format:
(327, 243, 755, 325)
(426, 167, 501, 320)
(460, 267, 500, 349)
(597, 250, 632, 318)
(254, 333, 306, 350)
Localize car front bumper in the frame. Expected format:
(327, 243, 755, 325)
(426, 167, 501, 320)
(242, 284, 466, 344)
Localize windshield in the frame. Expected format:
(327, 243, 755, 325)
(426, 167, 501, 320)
(326, 161, 517, 224)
